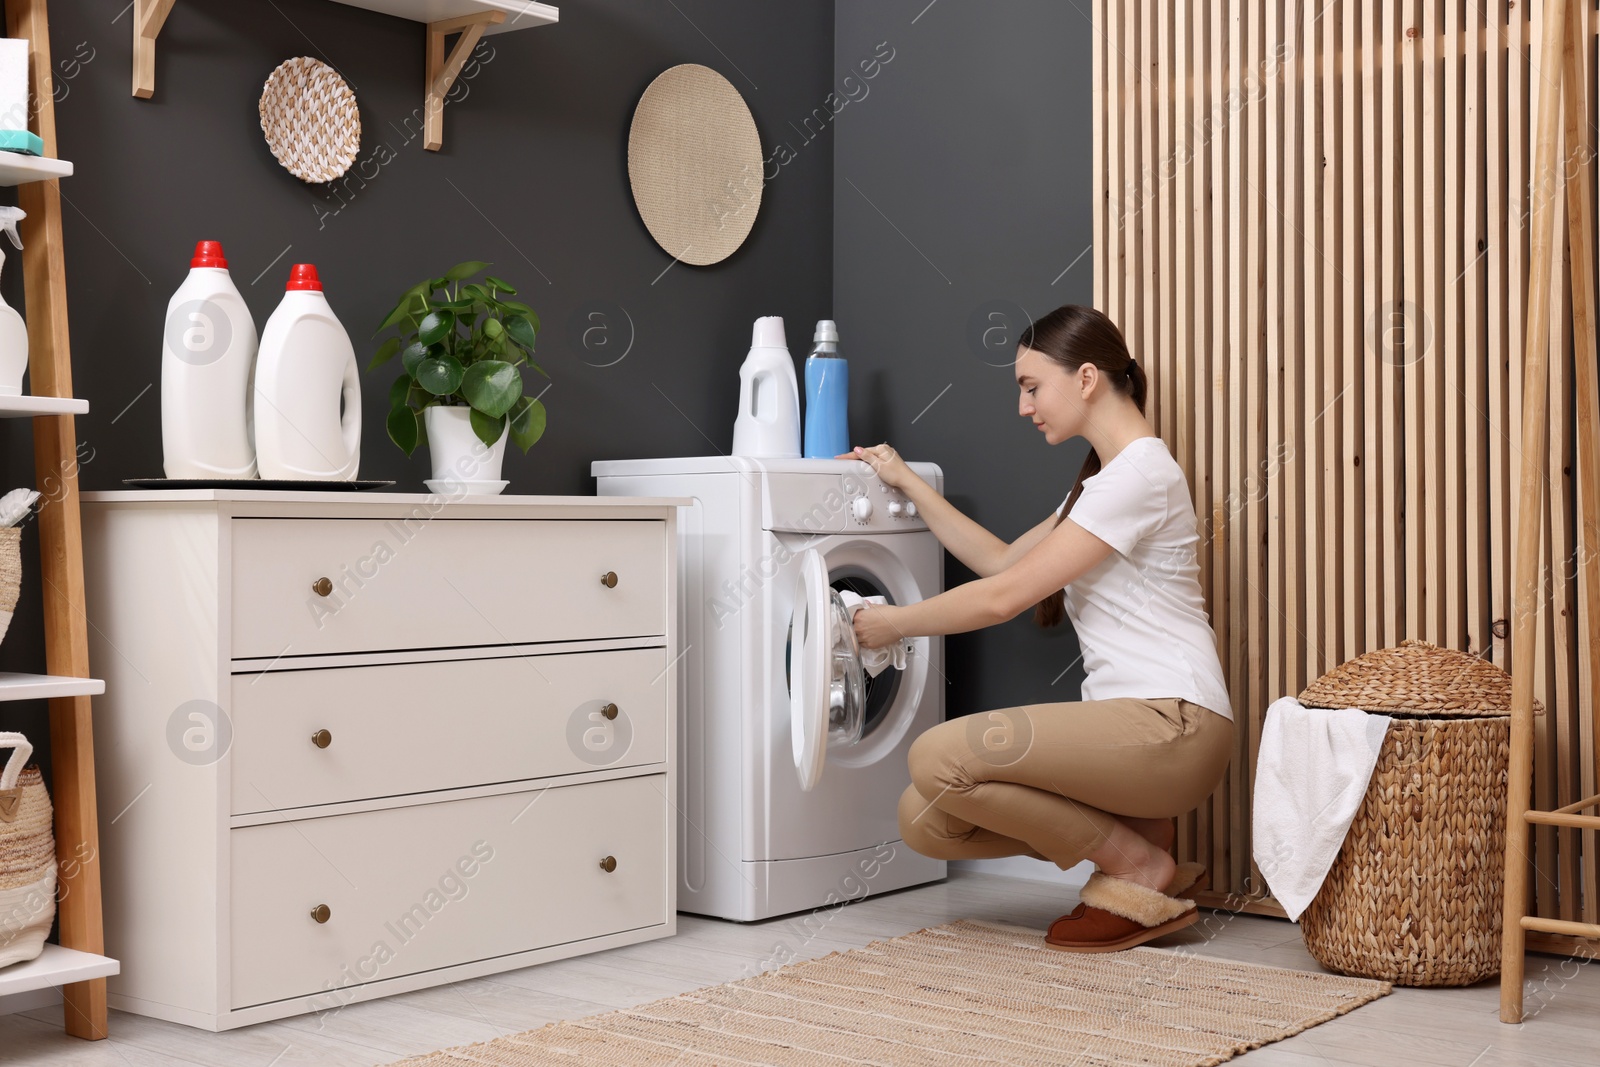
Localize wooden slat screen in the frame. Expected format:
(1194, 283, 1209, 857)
(1093, 0, 1600, 948)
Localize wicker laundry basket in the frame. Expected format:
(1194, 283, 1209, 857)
(1296, 639, 1532, 987)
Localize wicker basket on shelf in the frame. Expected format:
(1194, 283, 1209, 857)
(1297, 639, 1534, 987)
(0, 733, 56, 969)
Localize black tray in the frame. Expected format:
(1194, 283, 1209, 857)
(123, 478, 396, 492)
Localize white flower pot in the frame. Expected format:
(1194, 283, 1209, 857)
(423, 405, 508, 494)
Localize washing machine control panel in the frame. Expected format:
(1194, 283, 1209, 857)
(763, 461, 938, 534)
(850, 477, 920, 527)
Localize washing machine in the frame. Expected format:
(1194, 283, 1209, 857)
(593, 456, 948, 921)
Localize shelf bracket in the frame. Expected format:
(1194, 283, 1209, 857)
(424, 10, 503, 151)
(131, 0, 176, 99)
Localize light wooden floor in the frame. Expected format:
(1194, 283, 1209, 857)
(2, 870, 1594, 1066)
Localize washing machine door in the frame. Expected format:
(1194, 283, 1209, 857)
(789, 549, 865, 791)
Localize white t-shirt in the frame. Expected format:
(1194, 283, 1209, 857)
(1055, 436, 1234, 720)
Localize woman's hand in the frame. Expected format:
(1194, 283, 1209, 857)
(837, 443, 917, 491)
(851, 602, 903, 650)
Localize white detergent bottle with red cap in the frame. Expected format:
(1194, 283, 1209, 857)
(253, 263, 361, 480)
(160, 240, 259, 478)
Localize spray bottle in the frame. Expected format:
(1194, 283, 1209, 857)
(0, 207, 28, 396)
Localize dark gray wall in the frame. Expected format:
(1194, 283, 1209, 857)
(1, 0, 1097, 798)
(833, 1, 1096, 716)
(0, 0, 833, 774)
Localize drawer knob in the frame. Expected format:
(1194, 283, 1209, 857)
(312, 577, 334, 597)
(600, 702, 618, 721)
(599, 855, 617, 873)
(310, 904, 332, 924)
(311, 729, 333, 749)
(600, 571, 618, 589)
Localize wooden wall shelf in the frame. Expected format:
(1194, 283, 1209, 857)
(131, 0, 559, 151)
(329, 0, 558, 33)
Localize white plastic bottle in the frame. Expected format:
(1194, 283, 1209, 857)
(0, 207, 28, 396)
(731, 316, 801, 457)
(253, 263, 361, 480)
(160, 240, 259, 477)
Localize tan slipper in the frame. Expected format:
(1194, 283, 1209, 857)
(1167, 861, 1208, 900)
(1044, 869, 1199, 953)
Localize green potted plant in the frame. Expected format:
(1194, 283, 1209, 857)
(369, 261, 546, 493)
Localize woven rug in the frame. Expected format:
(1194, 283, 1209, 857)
(385, 919, 1391, 1066)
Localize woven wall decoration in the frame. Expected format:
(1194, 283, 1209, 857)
(628, 64, 763, 266)
(258, 57, 361, 185)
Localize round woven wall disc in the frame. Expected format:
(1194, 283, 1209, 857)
(259, 57, 361, 185)
(628, 64, 763, 266)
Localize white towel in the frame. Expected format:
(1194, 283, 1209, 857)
(837, 591, 910, 677)
(1252, 695, 1392, 921)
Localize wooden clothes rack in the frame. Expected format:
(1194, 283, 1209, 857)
(1501, 0, 1600, 1025)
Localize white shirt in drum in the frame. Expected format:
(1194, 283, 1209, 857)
(1055, 436, 1234, 721)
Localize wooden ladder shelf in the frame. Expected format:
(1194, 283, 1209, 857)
(1501, 0, 1600, 1024)
(0, 0, 113, 1039)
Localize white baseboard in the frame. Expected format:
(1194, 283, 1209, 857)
(0, 986, 60, 1017)
(951, 857, 1094, 887)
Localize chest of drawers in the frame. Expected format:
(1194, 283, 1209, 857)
(79, 491, 682, 1031)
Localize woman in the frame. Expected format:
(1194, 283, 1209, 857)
(841, 305, 1234, 952)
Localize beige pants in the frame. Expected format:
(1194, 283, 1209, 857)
(897, 698, 1234, 870)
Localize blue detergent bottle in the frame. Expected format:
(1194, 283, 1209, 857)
(803, 319, 849, 459)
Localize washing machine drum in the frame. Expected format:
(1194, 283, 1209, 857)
(789, 549, 868, 791)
